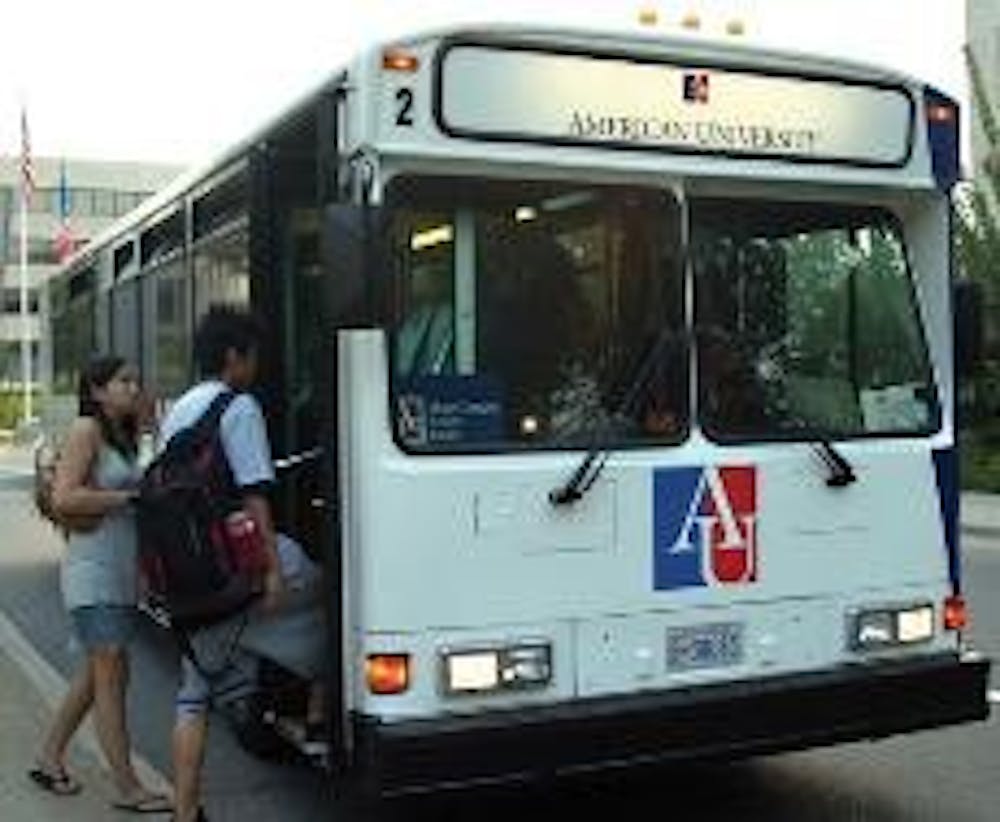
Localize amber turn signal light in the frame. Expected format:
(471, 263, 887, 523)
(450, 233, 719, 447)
(383, 49, 420, 72)
(943, 595, 967, 631)
(366, 654, 411, 694)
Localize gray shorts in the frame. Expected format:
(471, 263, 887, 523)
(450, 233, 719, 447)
(175, 534, 322, 719)
(175, 614, 255, 719)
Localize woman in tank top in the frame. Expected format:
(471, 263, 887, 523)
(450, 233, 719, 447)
(29, 356, 170, 813)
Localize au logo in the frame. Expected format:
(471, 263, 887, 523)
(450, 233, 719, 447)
(653, 466, 757, 590)
(683, 71, 710, 104)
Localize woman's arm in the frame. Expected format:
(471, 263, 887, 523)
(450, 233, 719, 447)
(52, 419, 132, 519)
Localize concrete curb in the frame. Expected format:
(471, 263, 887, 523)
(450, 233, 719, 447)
(962, 525, 1000, 540)
(0, 609, 172, 796)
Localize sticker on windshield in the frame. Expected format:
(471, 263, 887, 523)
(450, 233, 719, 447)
(395, 376, 504, 447)
(653, 466, 757, 590)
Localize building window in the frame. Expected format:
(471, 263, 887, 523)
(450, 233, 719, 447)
(28, 188, 55, 214)
(115, 192, 150, 216)
(0, 341, 40, 387)
(2, 288, 40, 314)
(72, 188, 95, 217)
(94, 190, 116, 217)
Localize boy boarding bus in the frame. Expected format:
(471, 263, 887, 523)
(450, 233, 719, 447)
(47, 24, 989, 797)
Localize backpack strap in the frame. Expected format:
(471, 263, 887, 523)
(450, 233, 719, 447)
(162, 389, 240, 456)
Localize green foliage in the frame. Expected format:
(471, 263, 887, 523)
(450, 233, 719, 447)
(955, 47, 1000, 437)
(0, 390, 36, 430)
(962, 425, 1000, 492)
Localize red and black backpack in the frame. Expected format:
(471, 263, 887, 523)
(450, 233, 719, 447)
(138, 391, 268, 630)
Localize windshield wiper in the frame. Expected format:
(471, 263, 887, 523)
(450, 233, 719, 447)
(549, 330, 676, 507)
(810, 439, 857, 487)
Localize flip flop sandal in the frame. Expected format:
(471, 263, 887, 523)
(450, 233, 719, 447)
(112, 792, 174, 814)
(27, 765, 83, 796)
(170, 807, 209, 822)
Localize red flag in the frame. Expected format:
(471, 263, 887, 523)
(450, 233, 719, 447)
(53, 160, 75, 263)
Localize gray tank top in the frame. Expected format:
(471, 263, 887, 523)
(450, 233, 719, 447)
(61, 444, 141, 610)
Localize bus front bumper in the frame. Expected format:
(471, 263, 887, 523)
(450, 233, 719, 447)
(353, 652, 990, 797)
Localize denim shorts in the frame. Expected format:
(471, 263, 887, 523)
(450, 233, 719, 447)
(69, 605, 137, 651)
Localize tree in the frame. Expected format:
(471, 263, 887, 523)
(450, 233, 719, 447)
(954, 46, 1000, 429)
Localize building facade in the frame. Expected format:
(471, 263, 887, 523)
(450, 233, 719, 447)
(0, 156, 179, 388)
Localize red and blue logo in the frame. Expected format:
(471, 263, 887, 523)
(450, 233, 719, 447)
(653, 466, 758, 590)
(683, 71, 710, 104)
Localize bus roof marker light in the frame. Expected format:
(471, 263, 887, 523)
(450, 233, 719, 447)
(638, 7, 659, 27)
(928, 102, 956, 124)
(726, 19, 746, 37)
(925, 87, 960, 191)
(681, 12, 702, 31)
(383, 49, 419, 73)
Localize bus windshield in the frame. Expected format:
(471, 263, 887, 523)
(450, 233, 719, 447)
(388, 177, 687, 452)
(387, 180, 939, 453)
(693, 199, 939, 441)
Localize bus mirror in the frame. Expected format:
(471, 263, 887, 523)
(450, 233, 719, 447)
(323, 204, 386, 327)
(954, 278, 983, 378)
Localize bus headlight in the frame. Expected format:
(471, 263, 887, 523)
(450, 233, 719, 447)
(851, 604, 934, 650)
(443, 643, 552, 695)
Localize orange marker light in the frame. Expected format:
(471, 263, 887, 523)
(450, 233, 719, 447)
(928, 103, 956, 124)
(383, 49, 420, 73)
(367, 654, 411, 695)
(681, 12, 702, 30)
(726, 19, 746, 37)
(638, 7, 659, 27)
(943, 595, 967, 631)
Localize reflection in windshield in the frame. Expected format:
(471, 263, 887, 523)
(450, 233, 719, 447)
(389, 178, 687, 451)
(693, 199, 937, 440)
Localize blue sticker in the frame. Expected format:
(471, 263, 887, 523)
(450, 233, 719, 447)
(396, 376, 504, 447)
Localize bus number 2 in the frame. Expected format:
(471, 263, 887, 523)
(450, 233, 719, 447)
(396, 89, 414, 127)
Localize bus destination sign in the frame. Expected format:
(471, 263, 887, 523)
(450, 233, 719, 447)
(438, 45, 913, 166)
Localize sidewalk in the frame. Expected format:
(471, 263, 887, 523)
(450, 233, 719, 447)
(961, 492, 1000, 538)
(0, 643, 129, 822)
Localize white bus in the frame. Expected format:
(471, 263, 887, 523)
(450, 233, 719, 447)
(48, 24, 989, 798)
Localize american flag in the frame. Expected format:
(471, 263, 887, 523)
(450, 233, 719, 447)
(20, 107, 35, 203)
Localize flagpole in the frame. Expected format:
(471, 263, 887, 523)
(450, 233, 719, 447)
(19, 168, 31, 423)
(18, 106, 33, 425)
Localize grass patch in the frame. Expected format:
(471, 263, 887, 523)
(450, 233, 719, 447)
(961, 427, 1000, 492)
(0, 390, 37, 430)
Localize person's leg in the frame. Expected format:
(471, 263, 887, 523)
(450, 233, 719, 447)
(173, 655, 211, 822)
(38, 659, 94, 768)
(91, 645, 144, 797)
(30, 659, 94, 793)
(172, 713, 209, 822)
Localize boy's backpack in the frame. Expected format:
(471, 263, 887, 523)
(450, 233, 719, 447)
(138, 391, 268, 630)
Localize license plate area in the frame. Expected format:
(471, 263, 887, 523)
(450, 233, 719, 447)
(666, 622, 744, 672)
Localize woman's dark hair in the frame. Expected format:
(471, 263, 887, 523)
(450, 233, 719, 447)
(194, 305, 264, 377)
(77, 355, 138, 459)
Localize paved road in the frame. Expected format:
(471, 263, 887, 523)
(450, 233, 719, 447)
(0, 472, 997, 821)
